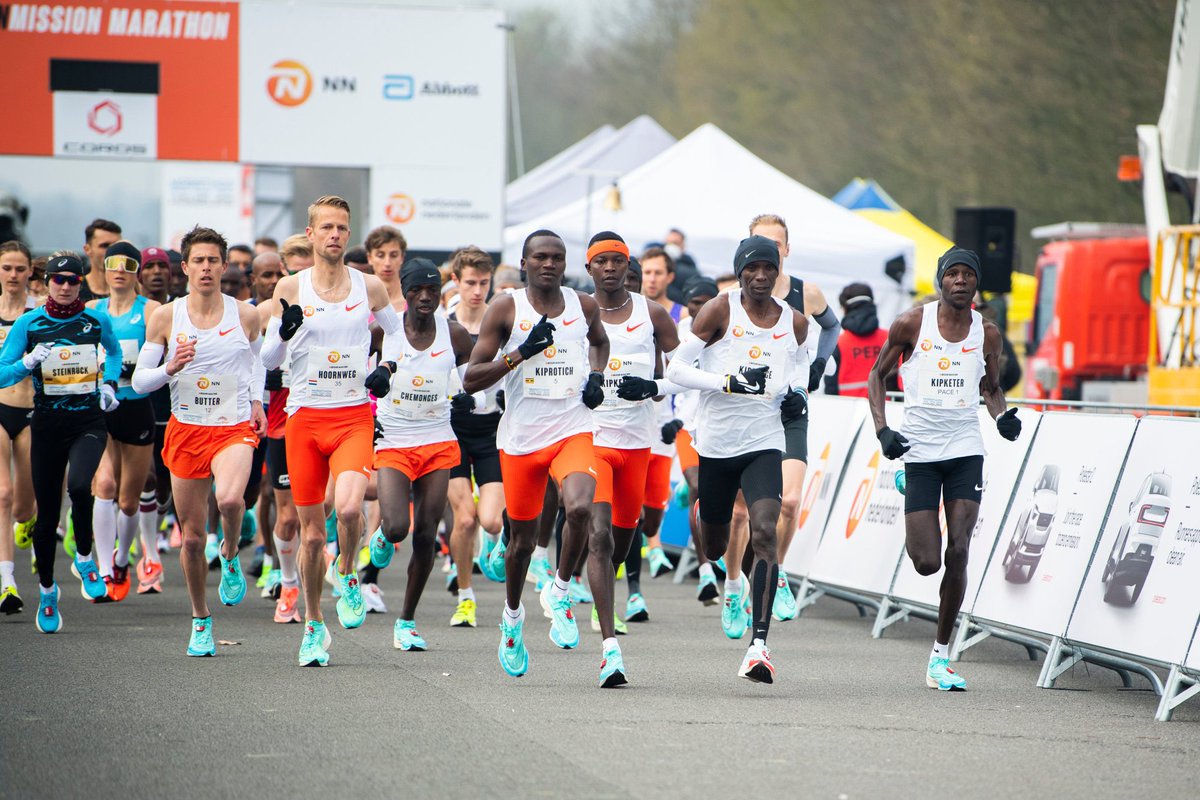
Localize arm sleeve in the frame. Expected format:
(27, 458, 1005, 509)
(130, 342, 169, 395)
(261, 316, 287, 370)
(373, 304, 402, 336)
(456, 363, 469, 385)
(249, 336, 266, 401)
(652, 377, 690, 396)
(788, 342, 812, 393)
(99, 315, 125, 385)
(0, 315, 33, 389)
(824, 343, 842, 395)
(814, 306, 841, 362)
(664, 333, 725, 393)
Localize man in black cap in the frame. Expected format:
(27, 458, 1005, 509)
(665, 235, 810, 684)
(867, 245, 1022, 692)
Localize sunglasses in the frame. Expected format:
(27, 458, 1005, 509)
(104, 255, 140, 273)
(49, 274, 82, 286)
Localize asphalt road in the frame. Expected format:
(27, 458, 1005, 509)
(2, 550, 1198, 800)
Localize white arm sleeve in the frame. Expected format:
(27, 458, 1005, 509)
(249, 336, 266, 401)
(664, 333, 725, 393)
(456, 363, 469, 385)
(652, 377, 690, 396)
(130, 342, 169, 395)
(261, 316, 287, 370)
(374, 304, 402, 336)
(787, 342, 812, 393)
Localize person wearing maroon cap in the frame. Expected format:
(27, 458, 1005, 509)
(140, 247, 171, 304)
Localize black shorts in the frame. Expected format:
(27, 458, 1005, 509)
(105, 397, 156, 446)
(904, 455, 984, 513)
(697, 449, 783, 524)
(782, 411, 808, 463)
(247, 435, 267, 492)
(449, 411, 502, 485)
(0, 402, 32, 440)
(266, 436, 290, 491)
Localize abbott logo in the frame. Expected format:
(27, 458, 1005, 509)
(267, 60, 313, 107)
(383, 74, 414, 100)
(385, 193, 415, 224)
(87, 100, 122, 136)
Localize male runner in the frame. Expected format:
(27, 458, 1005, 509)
(90, 241, 160, 602)
(133, 226, 266, 655)
(366, 259, 474, 648)
(464, 229, 609, 679)
(665, 236, 809, 683)
(0, 241, 39, 614)
(279, 234, 315, 275)
(138, 246, 177, 579)
(365, 225, 406, 307)
(262, 196, 403, 667)
(81, 219, 121, 301)
(868, 247, 1021, 691)
(640, 247, 687, 322)
(0, 254, 125, 631)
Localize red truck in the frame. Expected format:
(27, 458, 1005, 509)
(1025, 223, 1151, 401)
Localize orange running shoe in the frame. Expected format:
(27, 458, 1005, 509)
(137, 556, 164, 594)
(110, 563, 131, 602)
(274, 586, 301, 624)
(93, 575, 116, 604)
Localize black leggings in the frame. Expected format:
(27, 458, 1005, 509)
(31, 412, 109, 588)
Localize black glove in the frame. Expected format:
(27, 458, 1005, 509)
(877, 426, 910, 460)
(264, 368, 284, 392)
(279, 299, 304, 341)
(808, 357, 827, 393)
(780, 389, 808, 423)
(364, 361, 395, 399)
(660, 418, 685, 445)
(996, 408, 1022, 441)
(373, 417, 384, 445)
(517, 314, 555, 360)
(495, 389, 505, 413)
(616, 375, 658, 401)
(581, 371, 605, 409)
(724, 365, 768, 395)
(450, 392, 476, 413)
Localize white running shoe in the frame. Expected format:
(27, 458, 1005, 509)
(362, 583, 387, 614)
(738, 640, 775, 684)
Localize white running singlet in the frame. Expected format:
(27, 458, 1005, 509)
(376, 313, 455, 449)
(167, 296, 252, 426)
(286, 267, 371, 414)
(594, 293, 656, 450)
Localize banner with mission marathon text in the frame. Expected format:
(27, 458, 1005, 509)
(1065, 417, 1200, 666)
(970, 412, 1137, 637)
(889, 406, 1042, 610)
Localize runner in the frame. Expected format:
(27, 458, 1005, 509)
(0, 253, 125, 632)
(279, 234, 315, 275)
(867, 247, 1021, 691)
(665, 236, 809, 683)
(584, 232, 680, 681)
(0, 241, 39, 614)
(366, 258, 474, 649)
(446, 246, 506, 628)
(138, 246, 177, 580)
(132, 226, 266, 656)
(89, 241, 161, 603)
(463, 229, 609, 680)
(262, 195, 403, 667)
(639, 247, 687, 322)
(365, 225, 406, 308)
(81, 219, 121, 302)
(248, 252, 285, 595)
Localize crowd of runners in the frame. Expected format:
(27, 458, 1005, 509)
(0, 196, 1021, 690)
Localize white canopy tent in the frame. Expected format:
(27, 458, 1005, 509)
(503, 123, 916, 322)
(504, 116, 676, 228)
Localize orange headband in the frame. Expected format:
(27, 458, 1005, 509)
(586, 240, 630, 263)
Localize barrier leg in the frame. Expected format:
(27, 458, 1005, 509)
(1039, 637, 1083, 689)
(672, 543, 697, 585)
(793, 576, 826, 615)
(1155, 665, 1200, 722)
(871, 596, 911, 639)
(950, 614, 991, 661)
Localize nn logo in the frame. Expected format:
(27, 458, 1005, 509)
(88, 100, 122, 136)
(267, 61, 356, 107)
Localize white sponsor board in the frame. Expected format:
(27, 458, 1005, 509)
(971, 413, 1136, 637)
(890, 406, 1041, 608)
(53, 91, 156, 159)
(1066, 417, 1200, 665)
(1187, 619, 1200, 672)
(782, 395, 867, 578)
(369, 165, 503, 252)
(160, 162, 254, 250)
(808, 402, 906, 595)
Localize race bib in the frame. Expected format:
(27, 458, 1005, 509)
(600, 352, 654, 408)
(388, 370, 449, 420)
(42, 345, 98, 396)
(916, 357, 974, 408)
(117, 339, 139, 389)
(305, 346, 365, 402)
(522, 342, 583, 400)
(175, 374, 239, 425)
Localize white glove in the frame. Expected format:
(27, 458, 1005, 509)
(22, 343, 52, 370)
(99, 382, 120, 413)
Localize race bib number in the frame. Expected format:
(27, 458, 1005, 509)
(600, 352, 654, 408)
(306, 346, 365, 402)
(916, 358, 974, 408)
(522, 342, 583, 400)
(388, 370, 449, 420)
(175, 374, 238, 425)
(43, 345, 98, 396)
(117, 339, 139, 389)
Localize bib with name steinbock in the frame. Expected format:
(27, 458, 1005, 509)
(43, 344, 99, 395)
(376, 313, 456, 449)
(595, 293, 656, 449)
(167, 295, 253, 426)
(287, 267, 372, 414)
(898, 301, 986, 463)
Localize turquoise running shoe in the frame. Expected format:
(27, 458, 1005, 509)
(927, 656, 967, 691)
(568, 576, 593, 604)
(369, 529, 393, 569)
(625, 592, 650, 623)
(498, 616, 528, 677)
(647, 547, 673, 578)
(722, 587, 749, 640)
(476, 538, 502, 582)
(187, 616, 216, 657)
(218, 554, 247, 606)
(238, 510, 257, 547)
(772, 569, 798, 622)
(393, 619, 427, 651)
(70, 557, 106, 600)
(895, 468, 907, 496)
(486, 539, 507, 583)
(714, 556, 727, 575)
(697, 572, 720, 605)
(34, 584, 61, 634)
(528, 555, 553, 589)
(599, 645, 628, 688)
(298, 620, 331, 667)
(539, 581, 579, 649)
(334, 561, 366, 629)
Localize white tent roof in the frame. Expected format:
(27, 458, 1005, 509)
(503, 123, 915, 321)
(504, 116, 676, 228)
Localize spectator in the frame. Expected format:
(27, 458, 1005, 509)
(663, 227, 699, 303)
(824, 282, 891, 397)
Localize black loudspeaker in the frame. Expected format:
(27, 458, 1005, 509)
(953, 207, 1015, 293)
